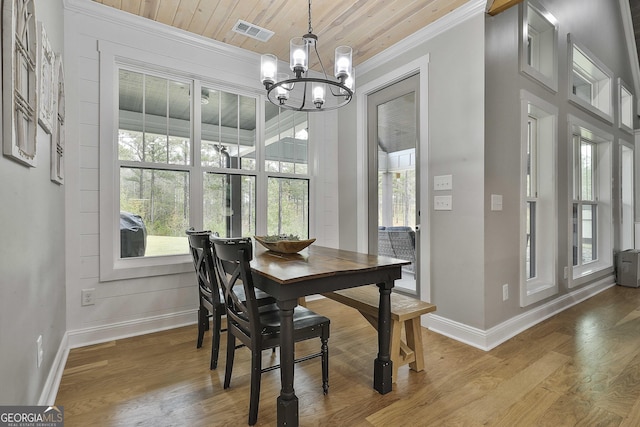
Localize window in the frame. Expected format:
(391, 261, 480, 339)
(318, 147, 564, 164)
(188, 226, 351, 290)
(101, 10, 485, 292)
(619, 79, 633, 133)
(264, 102, 310, 238)
(573, 139, 597, 266)
(568, 36, 613, 122)
(100, 56, 310, 280)
(568, 116, 612, 286)
(519, 0, 558, 91)
(118, 70, 192, 257)
(520, 91, 557, 306)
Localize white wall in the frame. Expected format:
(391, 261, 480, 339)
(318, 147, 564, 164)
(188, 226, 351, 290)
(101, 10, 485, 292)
(62, 0, 339, 345)
(0, 0, 66, 404)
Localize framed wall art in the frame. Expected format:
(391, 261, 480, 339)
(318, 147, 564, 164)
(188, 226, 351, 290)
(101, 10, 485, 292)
(51, 53, 65, 184)
(38, 21, 55, 134)
(2, 0, 38, 167)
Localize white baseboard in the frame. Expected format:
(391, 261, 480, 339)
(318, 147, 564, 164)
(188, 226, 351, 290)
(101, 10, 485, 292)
(44, 280, 615, 404)
(38, 332, 70, 406)
(43, 310, 197, 406)
(425, 277, 615, 351)
(67, 309, 197, 349)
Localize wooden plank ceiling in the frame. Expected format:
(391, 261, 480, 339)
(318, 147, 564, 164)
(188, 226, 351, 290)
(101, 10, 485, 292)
(92, 0, 473, 70)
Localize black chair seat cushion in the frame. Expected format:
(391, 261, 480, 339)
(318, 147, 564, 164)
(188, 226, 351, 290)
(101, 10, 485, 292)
(241, 304, 330, 340)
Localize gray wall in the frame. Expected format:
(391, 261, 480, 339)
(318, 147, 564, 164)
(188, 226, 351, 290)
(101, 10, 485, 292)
(484, 0, 636, 328)
(339, 0, 635, 334)
(339, 13, 488, 329)
(0, 0, 66, 404)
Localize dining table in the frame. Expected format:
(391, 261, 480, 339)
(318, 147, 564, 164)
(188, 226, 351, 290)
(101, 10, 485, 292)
(249, 243, 409, 427)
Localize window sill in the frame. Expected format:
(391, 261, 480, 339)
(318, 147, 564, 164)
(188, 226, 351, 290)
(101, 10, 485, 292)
(521, 279, 557, 307)
(570, 263, 613, 288)
(100, 254, 193, 282)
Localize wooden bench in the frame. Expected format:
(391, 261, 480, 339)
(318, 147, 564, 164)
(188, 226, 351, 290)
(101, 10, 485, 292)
(323, 285, 436, 382)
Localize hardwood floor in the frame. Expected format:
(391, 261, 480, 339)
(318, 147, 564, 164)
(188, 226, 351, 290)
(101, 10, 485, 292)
(56, 285, 640, 426)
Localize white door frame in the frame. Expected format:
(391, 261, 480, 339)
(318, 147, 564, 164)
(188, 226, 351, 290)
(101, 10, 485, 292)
(355, 54, 430, 299)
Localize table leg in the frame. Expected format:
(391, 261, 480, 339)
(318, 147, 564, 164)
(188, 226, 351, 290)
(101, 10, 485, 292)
(277, 299, 299, 426)
(374, 282, 393, 394)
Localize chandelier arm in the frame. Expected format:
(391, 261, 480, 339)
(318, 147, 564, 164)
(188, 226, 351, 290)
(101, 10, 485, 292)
(300, 79, 309, 111)
(266, 77, 353, 112)
(313, 42, 331, 81)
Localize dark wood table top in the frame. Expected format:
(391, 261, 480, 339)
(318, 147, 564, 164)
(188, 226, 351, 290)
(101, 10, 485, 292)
(250, 244, 409, 285)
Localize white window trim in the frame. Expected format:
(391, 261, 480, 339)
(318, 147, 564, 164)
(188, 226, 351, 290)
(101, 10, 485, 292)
(519, 0, 558, 92)
(98, 41, 312, 281)
(519, 90, 558, 307)
(618, 78, 634, 134)
(567, 35, 614, 124)
(567, 115, 613, 288)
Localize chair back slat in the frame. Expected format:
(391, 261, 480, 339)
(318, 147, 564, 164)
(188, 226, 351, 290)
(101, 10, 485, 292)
(187, 232, 222, 306)
(211, 237, 261, 339)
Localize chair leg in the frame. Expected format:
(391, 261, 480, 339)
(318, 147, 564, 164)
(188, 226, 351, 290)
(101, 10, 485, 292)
(196, 307, 207, 348)
(248, 350, 262, 426)
(210, 309, 222, 370)
(224, 332, 236, 389)
(321, 326, 329, 395)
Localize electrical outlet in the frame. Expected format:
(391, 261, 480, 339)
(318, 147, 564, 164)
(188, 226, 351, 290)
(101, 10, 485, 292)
(36, 335, 43, 368)
(502, 284, 509, 301)
(81, 288, 96, 306)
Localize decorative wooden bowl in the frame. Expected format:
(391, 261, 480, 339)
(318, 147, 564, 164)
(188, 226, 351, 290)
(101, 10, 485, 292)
(254, 236, 316, 254)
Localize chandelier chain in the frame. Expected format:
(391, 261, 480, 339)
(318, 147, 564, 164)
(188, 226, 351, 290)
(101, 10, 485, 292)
(308, 0, 313, 34)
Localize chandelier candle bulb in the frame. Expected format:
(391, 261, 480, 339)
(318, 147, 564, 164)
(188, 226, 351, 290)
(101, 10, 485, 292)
(342, 68, 355, 95)
(313, 83, 325, 108)
(276, 73, 291, 102)
(290, 37, 308, 75)
(260, 54, 277, 86)
(334, 46, 352, 79)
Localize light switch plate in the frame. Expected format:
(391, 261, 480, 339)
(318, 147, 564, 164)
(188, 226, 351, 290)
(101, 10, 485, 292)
(434, 174, 453, 191)
(434, 195, 452, 211)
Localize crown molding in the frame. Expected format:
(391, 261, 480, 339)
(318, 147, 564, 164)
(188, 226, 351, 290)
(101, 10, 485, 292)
(63, 0, 260, 63)
(357, 0, 487, 76)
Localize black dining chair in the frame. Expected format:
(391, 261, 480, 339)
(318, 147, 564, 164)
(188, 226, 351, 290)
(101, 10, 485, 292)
(186, 229, 225, 370)
(186, 229, 276, 370)
(211, 236, 330, 426)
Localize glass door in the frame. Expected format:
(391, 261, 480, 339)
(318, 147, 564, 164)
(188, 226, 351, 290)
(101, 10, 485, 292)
(367, 74, 420, 296)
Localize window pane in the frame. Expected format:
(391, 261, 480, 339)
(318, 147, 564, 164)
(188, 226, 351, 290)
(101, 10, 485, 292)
(118, 70, 191, 165)
(203, 173, 256, 238)
(265, 102, 309, 174)
(239, 95, 257, 170)
(267, 178, 309, 238)
(201, 90, 257, 170)
(201, 87, 223, 167)
(120, 167, 190, 257)
(392, 170, 416, 228)
(580, 141, 594, 201)
(582, 204, 597, 263)
(572, 203, 579, 266)
(526, 117, 537, 198)
(526, 201, 536, 279)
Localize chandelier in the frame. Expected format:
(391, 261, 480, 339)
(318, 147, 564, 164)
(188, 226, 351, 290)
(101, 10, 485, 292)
(260, 0, 355, 112)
